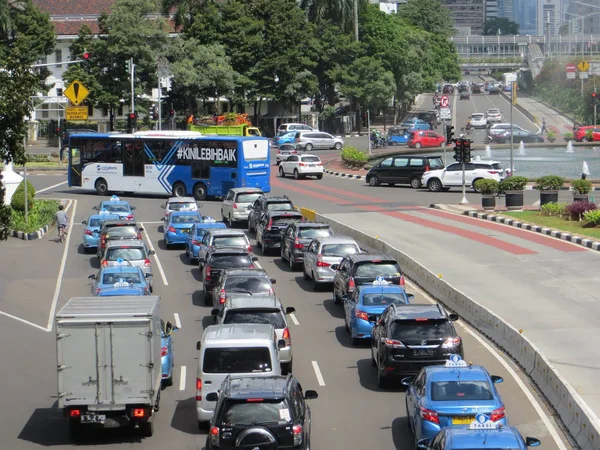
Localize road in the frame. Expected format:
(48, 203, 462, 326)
(0, 166, 573, 450)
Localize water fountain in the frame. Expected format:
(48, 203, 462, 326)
(518, 141, 526, 155)
(485, 145, 491, 158)
(566, 141, 574, 153)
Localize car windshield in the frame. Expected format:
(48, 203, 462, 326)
(321, 243, 359, 257)
(236, 193, 262, 203)
(105, 225, 138, 237)
(428, 158, 444, 169)
(172, 214, 200, 223)
(298, 228, 332, 239)
(390, 319, 454, 340)
(103, 204, 130, 213)
(431, 380, 494, 401)
(223, 309, 286, 328)
(362, 293, 407, 306)
(202, 347, 272, 373)
(105, 247, 145, 261)
(354, 262, 400, 277)
(168, 202, 196, 211)
(224, 276, 272, 293)
(267, 202, 294, 211)
(213, 236, 248, 247)
(221, 399, 291, 426)
(102, 272, 142, 284)
(210, 255, 252, 269)
(302, 156, 320, 163)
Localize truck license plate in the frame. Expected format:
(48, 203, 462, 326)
(81, 414, 106, 424)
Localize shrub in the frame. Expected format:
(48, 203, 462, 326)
(474, 179, 499, 195)
(10, 179, 36, 212)
(546, 130, 556, 141)
(540, 202, 567, 217)
(10, 199, 59, 233)
(535, 175, 565, 191)
(566, 200, 597, 220)
(499, 176, 528, 191)
(583, 209, 600, 227)
(563, 131, 574, 141)
(572, 179, 593, 194)
(586, 128, 594, 141)
(341, 146, 368, 168)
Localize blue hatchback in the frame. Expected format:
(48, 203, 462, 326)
(164, 211, 202, 247)
(272, 131, 297, 146)
(417, 414, 540, 450)
(94, 195, 136, 221)
(161, 319, 179, 387)
(404, 356, 507, 443)
(184, 219, 227, 263)
(81, 211, 120, 251)
(343, 280, 414, 345)
(89, 265, 152, 295)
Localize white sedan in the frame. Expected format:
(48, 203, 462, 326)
(278, 153, 324, 180)
(470, 113, 487, 128)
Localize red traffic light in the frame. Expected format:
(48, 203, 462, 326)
(128, 113, 136, 119)
(593, 92, 597, 97)
(83, 52, 90, 60)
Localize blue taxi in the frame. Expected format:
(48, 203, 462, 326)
(163, 210, 202, 247)
(417, 414, 540, 450)
(81, 210, 119, 251)
(88, 264, 151, 295)
(184, 219, 227, 263)
(404, 356, 506, 443)
(96, 286, 148, 297)
(342, 278, 414, 345)
(161, 319, 179, 387)
(93, 195, 136, 221)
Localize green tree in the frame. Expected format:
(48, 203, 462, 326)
(299, 0, 357, 35)
(483, 17, 519, 35)
(0, 173, 11, 240)
(396, 0, 454, 36)
(340, 56, 395, 110)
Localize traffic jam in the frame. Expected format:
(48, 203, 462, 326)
(58, 191, 544, 450)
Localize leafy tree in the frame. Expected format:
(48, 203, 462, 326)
(340, 56, 395, 110)
(483, 17, 519, 35)
(0, 172, 10, 240)
(299, 0, 358, 35)
(397, 0, 454, 36)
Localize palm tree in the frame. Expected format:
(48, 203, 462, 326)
(162, 0, 206, 30)
(299, 0, 357, 37)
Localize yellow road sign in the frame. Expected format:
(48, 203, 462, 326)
(63, 80, 90, 106)
(578, 60, 590, 72)
(512, 82, 517, 106)
(66, 106, 88, 121)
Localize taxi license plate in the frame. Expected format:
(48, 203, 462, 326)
(413, 349, 434, 356)
(452, 416, 474, 425)
(81, 414, 106, 424)
(181, 228, 191, 234)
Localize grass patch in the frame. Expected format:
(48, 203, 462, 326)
(11, 199, 60, 234)
(501, 211, 600, 240)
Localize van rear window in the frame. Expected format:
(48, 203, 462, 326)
(354, 262, 400, 277)
(202, 347, 272, 373)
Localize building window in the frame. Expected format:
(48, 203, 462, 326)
(55, 49, 62, 68)
(56, 88, 63, 97)
(87, 103, 93, 116)
(42, 104, 49, 119)
(118, 104, 124, 116)
(102, 107, 108, 117)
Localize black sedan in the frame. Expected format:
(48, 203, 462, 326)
(492, 129, 544, 144)
(471, 84, 483, 94)
(459, 90, 470, 100)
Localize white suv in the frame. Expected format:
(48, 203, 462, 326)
(278, 153, 324, 180)
(421, 160, 503, 192)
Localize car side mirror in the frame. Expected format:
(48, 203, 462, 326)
(368, 315, 378, 323)
(449, 313, 459, 321)
(81, 220, 87, 225)
(161, 217, 166, 221)
(211, 309, 220, 316)
(252, 256, 259, 262)
(285, 307, 296, 314)
(198, 258, 205, 264)
(205, 392, 219, 402)
(270, 278, 276, 284)
(491, 375, 504, 384)
(161, 204, 166, 209)
(330, 264, 339, 271)
(416, 439, 430, 450)
(148, 250, 156, 256)
(138, 227, 144, 232)
(131, 207, 136, 210)
(304, 390, 318, 400)
(247, 205, 253, 210)
(278, 339, 286, 349)
(196, 341, 201, 351)
(92, 206, 98, 210)
(88, 274, 96, 280)
(407, 294, 415, 301)
(525, 438, 541, 447)
(144, 273, 151, 278)
(401, 376, 413, 386)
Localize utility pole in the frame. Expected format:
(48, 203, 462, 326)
(127, 58, 135, 115)
(353, 0, 359, 42)
(367, 110, 371, 156)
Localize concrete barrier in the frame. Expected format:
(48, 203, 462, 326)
(300, 207, 316, 221)
(316, 211, 600, 448)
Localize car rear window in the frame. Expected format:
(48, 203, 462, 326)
(89, 218, 102, 227)
(221, 399, 291, 426)
(202, 347, 272, 373)
(298, 227, 332, 239)
(102, 272, 142, 284)
(172, 214, 200, 223)
(105, 225, 138, 237)
(223, 309, 286, 328)
(103, 204, 130, 212)
(472, 114, 484, 119)
(267, 202, 294, 211)
(224, 276, 272, 293)
(354, 262, 400, 277)
(235, 193, 262, 203)
(427, 157, 444, 169)
(273, 215, 303, 224)
(390, 319, 454, 341)
(210, 255, 252, 268)
(213, 236, 248, 247)
(302, 156, 320, 163)
(431, 381, 494, 401)
(362, 293, 407, 306)
(168, 202, 196, 211)
(321, 243, 359, 256)
(105, 247, 145, 261)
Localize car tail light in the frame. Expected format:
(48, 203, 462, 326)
(247, 244, 252, 252)
(126, 214, 134, 221)
(144, 258, 151, 267)
(168, 226, 176, 233)
(132, 408, 145, 418)
(210, 426, 220, 446)
(348, 277, 355, 292)
(282, 327, 291, 346)
(233, 203, 238, 209)
(355, 309, 369, 321)
(424, 165, 430, 172)
(491, 406, 506, 421)
(101, 260, 108, 267)
(299, 162, 306, 166)
(161, 346, 168, 357)
(95, 288, 101, 295)
(266, 218, 273, 231)
(219, 289, 226, 304)
(195, 378, 202, 400)
(144, 287, 150, 295)
(316, 254, 330, 267)
(85, 229, 93, 236)
(384, 338, 406, 348)
(137, 233, 142, 240)
(399, 275, 405, 286)
(292, 150, 297, 154)
(294, 238, 303, 249)
(488, 170, 499, 174)
(205, 265, 212, 281)
(293, 424, 303, 446)
(192, 239, 201, 246)
(70, 409, 81, 417)
(268, 288, 274, 295)
(419, 406, 439, 424)
(442, 337, 461, 348)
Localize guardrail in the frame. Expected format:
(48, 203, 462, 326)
(313, 210, 600, 450)
(300, 207, 317, 221)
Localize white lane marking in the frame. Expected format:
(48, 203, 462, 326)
(46, 199, 77, 332)
(289, 313, 299, 326)
(407, 280, 567, 450)
(0, 310, 48, 332)
(311, 361, 326, 386)
(140, 222, 169, 287)
(174, 312, 182, 329)
(179, 365, 187, 391)
(37, 180, 67, 193)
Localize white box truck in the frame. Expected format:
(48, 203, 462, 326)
(55, 296, 162, 438)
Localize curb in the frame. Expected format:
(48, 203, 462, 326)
(463, 210, 600, 251)
(10, 199, 69, 241)
(323, 168, 365, 180)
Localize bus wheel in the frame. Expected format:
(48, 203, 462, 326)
(95, 178, 108, 196)
(172, 182, 187, 197)
(193, 183, 207, 201)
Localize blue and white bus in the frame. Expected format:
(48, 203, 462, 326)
(68, 131, 271, 199)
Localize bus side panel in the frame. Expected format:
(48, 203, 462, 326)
(80, 163, 127, 192)
(241, 140, 271, 193)
(143, 164, 171, 195)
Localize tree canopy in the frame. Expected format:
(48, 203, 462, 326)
(483, 17, 519, 36)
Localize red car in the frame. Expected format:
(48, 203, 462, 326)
(407, 131, 446, 148)
(574, 126, 600, 142)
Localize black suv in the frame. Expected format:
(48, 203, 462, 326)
(371, 303, 462, 388)
(280, 222, 333, 270)
(331, 254, 403, 304)
(206, 375, 318, 450)
(366, 155, 444, 188)
(201, 247, 259, 302)
(248, 195, 295, 233)
(256, 210, 304, 255)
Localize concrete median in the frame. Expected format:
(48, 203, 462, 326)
(313, 209, 600, 449)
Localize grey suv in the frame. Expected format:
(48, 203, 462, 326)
(303, 236, 361, 290)
(294, 131, 344, 151)
(280, 222, 333, 271)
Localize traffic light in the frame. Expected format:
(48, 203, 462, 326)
(461, 138, 472, 163)
(127, 112, 137, 132)
(453, 140, 463, 162)
(82, 50, 91, 72)
(169, 109, 175, 118)
(593, 92, 599, 105)
(446, 125, 455, 144)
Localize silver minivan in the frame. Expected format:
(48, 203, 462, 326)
(295, 131, 344, 151)
(195, 323, 284, 425)
(303, 236, 361, 290)
(211, 295, 296, 374)
(100, 239, 155, 290)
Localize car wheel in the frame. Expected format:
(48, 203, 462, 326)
(281, 361, 293, 375)
(351, 338, 360, 346)
(371, 347, 377, 367)
(140, 420, 154, 437)
(377, 368, 388, 389)
(415, 142, 422, 149)
(203, 291, 211, 306)
(334, 142, 342, 150)
(95, 178, 108, 196)
(305, 143, 313, 152)
(261, 241, 269, 255)
(172, 182, 186, 197)
(316, 174, 323, 180)
(410, 177, 421, 189)
(472, 178, 483, 192)
(427, 178, 442, 192)
(345, 317, 350, 331)
(294, 169, 301, 180)
(289, 255, 297, 271)
(303, 265, 310, 280)
(406, 399, 412, 429)
(333, 288, 341, 305)
(280, 244, 286, 262)
(368, 176, 380, 187)
(228, 214, 235, 228)
(279, 166, 285, 177)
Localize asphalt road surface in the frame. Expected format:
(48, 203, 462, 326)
(0, 170, 572, 450)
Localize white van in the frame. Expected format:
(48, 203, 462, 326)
(195, 323, 284, 425)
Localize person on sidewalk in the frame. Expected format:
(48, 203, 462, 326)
(541, 118, 547, 134)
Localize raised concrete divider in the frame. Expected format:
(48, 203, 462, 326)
(311, 209, 600, 449)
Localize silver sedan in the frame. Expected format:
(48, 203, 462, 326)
(303, 236, 361, 290)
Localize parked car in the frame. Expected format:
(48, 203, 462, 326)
(278, 153, 324, 180)
(574, 125, 600, 142)
(366, 155, 444, 188)
(220, 187, 263, 226)
(294, 131, 344, 151)
(469, 113, 487, 128)
(407, 131, 446, 149)
(256, 210, 304, 254)
(303, 236, 361, 290)
(277, 123, 315, 134)
(248, 195, 295, 233)
(280, 221, 333, 270)
(421, 161, 503, 192)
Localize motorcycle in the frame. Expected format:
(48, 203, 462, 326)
(370, 131, 387, 149)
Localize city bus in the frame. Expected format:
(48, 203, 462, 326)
(68, 131, 271, 199)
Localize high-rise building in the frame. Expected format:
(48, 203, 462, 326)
(443, 0, 486, 35)
(537, 0, 561, 35)
(486, 0, 500, 18)
(571, 1, 600, 34)
(512, 0, 536, 34)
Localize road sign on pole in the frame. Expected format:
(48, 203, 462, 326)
(66, 106, 88, 121)
(440, 95, 449, 108)
(566, 63, 577, 79)
(63, 80, 90, 106)
(578, 60, 590, 72)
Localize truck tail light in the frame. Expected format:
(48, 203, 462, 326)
(355, 309, 369, 321)
(491, 406, 506, 422)
(70, 409, 81, 417)
(293, 425, 303, 445)
(132, 408, 146, 418)
(348, 277, 355, 292)
(419, 406, 439, 424)
(144, 258, 151, 267)
(282, 327, 291, 346)
(294, 238, 303, 249)
(205, 265, 211, 281)
(316, 254, 329, 267)
(195, 378, 202, 400)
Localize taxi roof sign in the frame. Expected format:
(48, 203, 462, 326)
(468, 414, 499, 430)
(114, 279, 132, 287)
(373, 276, 389, 286)
(444, 354, 468, 368)
(109, 195, 121, 201)
(99, 209, 110, 215)
(202, 217, 216, 223)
